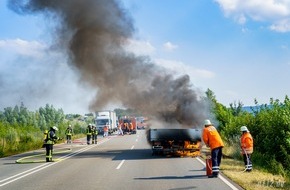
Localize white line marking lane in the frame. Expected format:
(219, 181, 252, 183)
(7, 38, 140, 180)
(196, 157, 239, 190)
(116, 160, 125, 170)
(115, 143, 135, 170)
(0, 138, 111, 187)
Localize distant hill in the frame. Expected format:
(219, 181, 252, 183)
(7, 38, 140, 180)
(242, 105, 272, 113)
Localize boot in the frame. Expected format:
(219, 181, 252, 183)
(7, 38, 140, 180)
(208, 172, 219, 178)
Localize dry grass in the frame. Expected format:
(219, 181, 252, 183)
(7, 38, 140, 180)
(221, 159, 288, 190)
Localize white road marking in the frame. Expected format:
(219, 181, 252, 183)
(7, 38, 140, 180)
(116, 160, 125, 170)
(196, 157, 240, 190)
(0, 138, 111, 187)
(0, 164, 49, 184)
(131, 145, 134, 150)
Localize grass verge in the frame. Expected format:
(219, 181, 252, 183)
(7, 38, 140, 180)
(220, 158, 289, 190)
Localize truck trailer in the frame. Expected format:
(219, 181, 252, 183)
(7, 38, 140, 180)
(148, 128, 202, 157)
(95, 111, 117, 134)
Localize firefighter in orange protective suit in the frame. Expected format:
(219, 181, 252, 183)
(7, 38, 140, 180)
(202, 119, 224, 178)
(129, 122, 134, 134)
(124, 122, 129, 133)
(240, 126, 253, 172)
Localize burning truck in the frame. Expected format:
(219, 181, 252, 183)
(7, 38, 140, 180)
(147, 128, 202, 157)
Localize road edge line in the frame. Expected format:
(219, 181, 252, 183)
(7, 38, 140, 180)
(196, 157, 240, 190)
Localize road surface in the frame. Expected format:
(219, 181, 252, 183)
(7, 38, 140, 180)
(0, 130, 243, 190)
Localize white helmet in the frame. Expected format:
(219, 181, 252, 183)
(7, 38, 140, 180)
(52, 126, 58, 131)
(240, 126, 249, 132)
(204, 119, 212, 126)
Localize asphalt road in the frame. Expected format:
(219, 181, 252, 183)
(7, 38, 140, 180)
(0, 130, 243, 190)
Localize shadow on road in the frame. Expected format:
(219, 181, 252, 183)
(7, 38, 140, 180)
(168, 187, 198, 190)
(68, 147, 198, 162)
(134, 174, 207, 180)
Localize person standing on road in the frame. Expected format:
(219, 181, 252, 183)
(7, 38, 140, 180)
(202, 119, 224, 178)
(129, 122, 134, 134)
(45, 126, 60, 162)
(240, 126, 254, 172)
(65, 125, 74, 144)
(86, 124, 92, 145)
(103, 124, 109, 137)
(91, 125, 98, 144)
(118, 122, 123, 136)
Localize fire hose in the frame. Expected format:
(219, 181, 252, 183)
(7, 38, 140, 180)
(15, 148, 72, 164)
(241, 148, 250, 173)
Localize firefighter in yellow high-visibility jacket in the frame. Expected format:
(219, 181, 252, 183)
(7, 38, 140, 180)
(91, 125, 98, 144)
(86, 124, 92, 145)
(65, 125, 74, 144)
(44, 126, 60, 162)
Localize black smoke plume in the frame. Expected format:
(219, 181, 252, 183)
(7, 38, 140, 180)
(8, 0, 210, 127)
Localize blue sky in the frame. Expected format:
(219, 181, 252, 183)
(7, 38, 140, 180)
(1, 0, 290, 114)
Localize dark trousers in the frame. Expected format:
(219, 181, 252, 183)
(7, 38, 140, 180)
(243, 154, 252, 171)
(87, 135, 91, 144)
(92, 134, 97, 144)
(45, 144, 53, 162)
(211, 147, 223, 175)
(66, 135, 72, 143)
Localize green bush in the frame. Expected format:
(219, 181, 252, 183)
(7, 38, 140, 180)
(0, 104, 87, 157)
(206, 89, 290, 177)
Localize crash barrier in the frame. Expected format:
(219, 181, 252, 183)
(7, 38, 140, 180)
(15, 148, 72, 164)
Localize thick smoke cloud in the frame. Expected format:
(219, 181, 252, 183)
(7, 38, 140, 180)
(8, 0, 210, 127)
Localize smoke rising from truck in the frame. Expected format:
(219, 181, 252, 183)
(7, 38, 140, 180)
(8, 0, 210, 127)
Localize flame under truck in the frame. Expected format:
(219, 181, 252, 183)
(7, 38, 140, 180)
(148, 128, 201, 157)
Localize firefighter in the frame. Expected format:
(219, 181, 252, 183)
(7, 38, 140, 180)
(86, 124, 92, 145)
(65, 125, 74, 144)
(202, 119, 224, 178)
(91, 125, 98, 144)
(103, 124, 109, 137)
(42, 129, 48, 148)
(45, 126, 60, 162)
(129, 122, 134, 134)
(118, 122, 123, 136)
(124, 122, 129, 133)
(240, 126, 254, 172)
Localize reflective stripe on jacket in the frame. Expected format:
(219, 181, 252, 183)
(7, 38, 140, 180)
(86, 127, 92, 135)
(241, 132, 253, 154)
(46, 130, 58, 145)
(202, 125, 224, 150)
(66, 129, 73, 136)
(92, 129, 98, 135)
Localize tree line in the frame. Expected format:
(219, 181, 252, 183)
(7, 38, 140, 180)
(0, 103, 88, 157)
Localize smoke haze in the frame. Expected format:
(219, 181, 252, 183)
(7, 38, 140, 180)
(8, 0, 210, 127)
